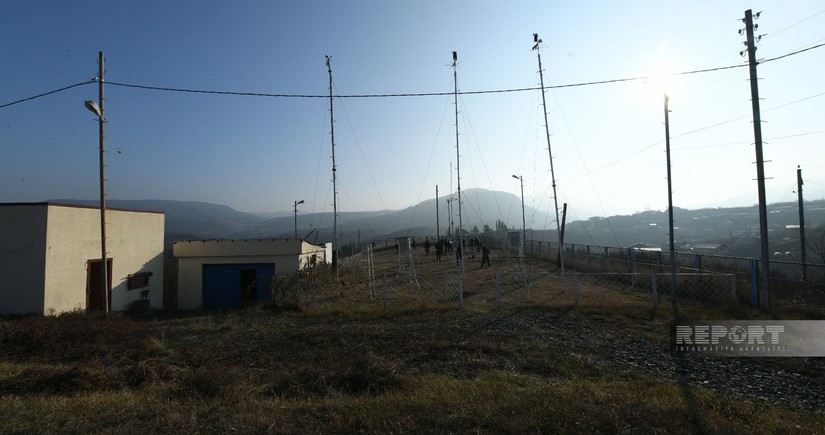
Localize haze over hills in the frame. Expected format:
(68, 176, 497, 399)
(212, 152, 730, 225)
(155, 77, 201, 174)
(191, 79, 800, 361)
(234, 188, 550, 244)
(47, 192, 825, 259)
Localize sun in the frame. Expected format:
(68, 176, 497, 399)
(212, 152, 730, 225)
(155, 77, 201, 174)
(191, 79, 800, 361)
(630, 59, 684, 111)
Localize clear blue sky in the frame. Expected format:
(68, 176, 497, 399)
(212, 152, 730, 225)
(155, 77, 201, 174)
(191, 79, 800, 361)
(2, 1, 824, 232)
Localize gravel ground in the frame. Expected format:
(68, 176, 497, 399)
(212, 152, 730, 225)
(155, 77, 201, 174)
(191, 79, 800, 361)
(481, 311, 825, 412)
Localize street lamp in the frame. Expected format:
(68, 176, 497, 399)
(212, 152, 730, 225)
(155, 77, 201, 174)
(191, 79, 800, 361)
(84, 51, 108, 313)
(293, 200, 305, 239)
(512, 175, 526, 257)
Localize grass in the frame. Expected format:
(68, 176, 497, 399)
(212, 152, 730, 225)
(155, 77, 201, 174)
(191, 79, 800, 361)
(1, 247, 823, 433)
(2, 306, 823, 433)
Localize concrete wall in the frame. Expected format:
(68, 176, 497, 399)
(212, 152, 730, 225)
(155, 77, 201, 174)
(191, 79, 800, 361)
(43, 205, 165, 313)
(174, 239, 328, 310)
(0, 203, 164, 315)
(0, 205, 48, 315)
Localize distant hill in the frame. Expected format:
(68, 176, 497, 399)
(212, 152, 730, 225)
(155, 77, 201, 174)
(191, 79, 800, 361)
(47, 196, 825, 259)
(233, 188, 552, 243)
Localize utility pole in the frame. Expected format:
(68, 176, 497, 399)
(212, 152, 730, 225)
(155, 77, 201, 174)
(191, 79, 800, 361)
(742, 10, 771, 308)
(84, 52, 109, 313)
(97, 51, 108, 314)
(293, 199, 304, 239)
(435, 185, 440, 241)
(452, 51, 465, 306)
(797, 166, 807, 281)
(325, 55, 340, 295)
(533, 33, 564, 274)
(664, 94, 677, 301)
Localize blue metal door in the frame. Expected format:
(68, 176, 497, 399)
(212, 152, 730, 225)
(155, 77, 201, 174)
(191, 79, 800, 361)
(202, 263, 275, 310)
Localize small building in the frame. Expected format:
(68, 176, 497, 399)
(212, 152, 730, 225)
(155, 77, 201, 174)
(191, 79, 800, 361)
(0, 203, 165, 315)
(173, 238, 330, 310)
(688, 243, 729, 255)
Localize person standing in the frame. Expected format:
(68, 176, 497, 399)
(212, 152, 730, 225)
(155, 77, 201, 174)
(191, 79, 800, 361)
(480, 244, 491, 267)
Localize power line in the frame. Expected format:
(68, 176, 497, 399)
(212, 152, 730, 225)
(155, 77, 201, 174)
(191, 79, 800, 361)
(0, 80, 94, 109)
(2, 42, 823, 109)
(760, 42, 825, 64)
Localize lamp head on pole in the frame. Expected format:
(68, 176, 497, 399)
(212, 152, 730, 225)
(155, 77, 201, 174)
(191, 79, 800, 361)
(512, 174, 520, 180)
(84, 100, 101, 118)
(297, 200, 305, 205)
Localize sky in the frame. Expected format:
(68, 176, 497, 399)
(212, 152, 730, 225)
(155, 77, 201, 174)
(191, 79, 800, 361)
(2, 1, 824, 233)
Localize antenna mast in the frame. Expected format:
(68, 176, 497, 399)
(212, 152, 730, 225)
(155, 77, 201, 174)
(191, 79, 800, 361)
(326, 55, 340, 295)
(452, 51, 465, 306)
(533, 33, 564, 273)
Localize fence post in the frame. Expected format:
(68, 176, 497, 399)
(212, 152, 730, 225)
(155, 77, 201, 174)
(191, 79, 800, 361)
(626, 248, 633, 273)
(458, 273, 464, 308)
(495, 270, 501, 309)
(651, 274, 658, 305)
(694, 254, 702, 273)
(655, 251, 662, 274)
(586, 245, 591, 272)
(382, 275, 388, 309)
(604, 247, 609, 272)
(750, 259, 759, 308)
(573, 270, 579, 305)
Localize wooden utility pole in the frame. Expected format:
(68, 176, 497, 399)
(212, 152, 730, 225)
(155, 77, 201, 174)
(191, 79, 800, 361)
(743, 9, 771, 308)
(664, 94, 677, 301)
(435, 185, 440, 241)
(97, 52, 109, 314)
(797, 166, 807, 281)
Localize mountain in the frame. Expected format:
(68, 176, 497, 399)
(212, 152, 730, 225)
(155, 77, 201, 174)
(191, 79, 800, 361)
(233, 188, 552, 243)
(47, 196, 825, 260)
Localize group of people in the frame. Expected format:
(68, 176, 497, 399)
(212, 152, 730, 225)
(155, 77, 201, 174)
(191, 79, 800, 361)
(408, 236, 491, 267)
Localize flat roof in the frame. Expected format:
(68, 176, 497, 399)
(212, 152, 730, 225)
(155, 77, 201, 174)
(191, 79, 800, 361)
(0, 202, 165, 215)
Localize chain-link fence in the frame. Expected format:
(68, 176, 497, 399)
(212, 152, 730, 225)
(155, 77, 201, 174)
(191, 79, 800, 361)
(257, 243, 817, 317)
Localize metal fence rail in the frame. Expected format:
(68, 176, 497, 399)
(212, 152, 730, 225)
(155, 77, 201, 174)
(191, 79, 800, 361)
(265, 240, 820, 316)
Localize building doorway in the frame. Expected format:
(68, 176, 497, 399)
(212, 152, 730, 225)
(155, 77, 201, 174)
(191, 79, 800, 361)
(87, 258, 113, 311)
(201, 263, 275, 310)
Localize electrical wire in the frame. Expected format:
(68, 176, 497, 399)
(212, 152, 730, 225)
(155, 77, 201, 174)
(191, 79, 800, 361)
(0, 80, 94, 109)
(3, 42, 822, 109)
(761, 42, 825, 64)
(332, 80, 397, 235)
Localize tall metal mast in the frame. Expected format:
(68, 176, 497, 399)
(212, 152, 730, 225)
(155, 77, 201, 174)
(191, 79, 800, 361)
(533, 33, 564, 273)
(452, 51, 465, 305)
(325, 55, 340, 294)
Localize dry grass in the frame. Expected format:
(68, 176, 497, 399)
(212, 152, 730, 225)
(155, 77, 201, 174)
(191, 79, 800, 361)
(1, 247, 822, 433)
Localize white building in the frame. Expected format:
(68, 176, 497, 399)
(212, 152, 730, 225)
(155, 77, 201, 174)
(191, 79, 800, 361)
(0, 203, 165, 315)
(173, 238, 330, 310)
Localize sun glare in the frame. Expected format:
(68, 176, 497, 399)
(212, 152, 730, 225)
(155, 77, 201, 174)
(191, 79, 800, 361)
(633, 58, 683, 109)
